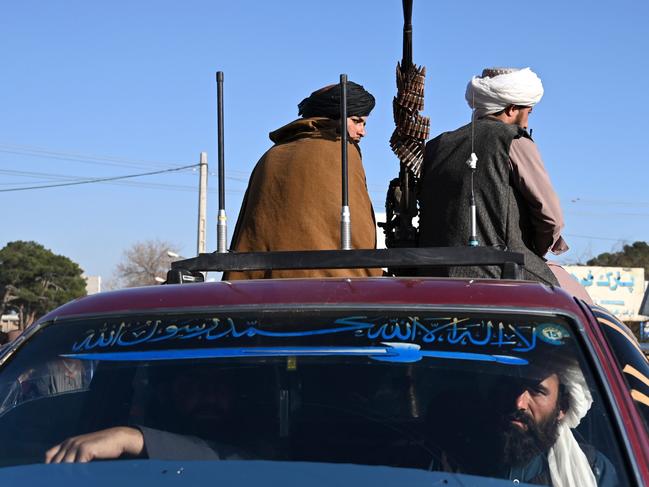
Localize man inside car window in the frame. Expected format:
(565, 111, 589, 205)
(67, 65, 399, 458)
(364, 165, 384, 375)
(44, 357, 619, 486)
(44, 365, 249, 463)
(428, 357, 618, 486)
(494, 360, 618, 486)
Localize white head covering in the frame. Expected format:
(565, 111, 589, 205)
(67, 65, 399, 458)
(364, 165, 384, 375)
(547, 363, 597, 487)
(465, 67, 544, 118)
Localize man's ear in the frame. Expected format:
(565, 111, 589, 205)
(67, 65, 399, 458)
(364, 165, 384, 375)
(558, 383, 570, 420)
(503, 104, 516, 117)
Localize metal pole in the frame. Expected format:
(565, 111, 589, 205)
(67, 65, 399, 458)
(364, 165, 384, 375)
(197, 152, 208, 254)
(340, 74, 351, 250)
(216, 71, 228, 253)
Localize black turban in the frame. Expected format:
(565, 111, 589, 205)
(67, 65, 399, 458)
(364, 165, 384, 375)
(297, 81, 375, 119)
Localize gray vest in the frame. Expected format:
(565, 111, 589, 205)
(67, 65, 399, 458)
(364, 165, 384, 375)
(418, 118, 559, 285)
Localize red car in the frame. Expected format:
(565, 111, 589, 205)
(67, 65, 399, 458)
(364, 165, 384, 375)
(0, 251, 647, 486)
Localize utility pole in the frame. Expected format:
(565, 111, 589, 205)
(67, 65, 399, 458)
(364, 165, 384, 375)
(197, 152, 208, 255)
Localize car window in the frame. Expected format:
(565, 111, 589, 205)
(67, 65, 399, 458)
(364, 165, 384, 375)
(0, 309, 630, 485)
(590, 305, 649, 431)
(0, 357, 93, 415)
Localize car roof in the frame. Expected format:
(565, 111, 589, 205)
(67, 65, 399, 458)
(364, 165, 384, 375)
(40, 277, 585, 322)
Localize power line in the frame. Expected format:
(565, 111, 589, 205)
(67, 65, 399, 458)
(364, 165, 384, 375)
(564, 233, 630, 242)
(1, 179, 57, 186)
(0, 164, 200, 192)
(569, 197, 649, 207)
(0, 143, 184, 170)
(208, 172, 249, 182)
(0, 142, 252, 178)
(0, 167, 247, 192)
(565, 210, 649, 218)
(0, 167, 197, 182)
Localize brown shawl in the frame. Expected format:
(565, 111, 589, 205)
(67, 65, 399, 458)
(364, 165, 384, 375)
(223, 117, 380, 280)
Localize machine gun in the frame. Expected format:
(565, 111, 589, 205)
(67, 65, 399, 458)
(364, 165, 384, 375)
(380, 0, 430, 250)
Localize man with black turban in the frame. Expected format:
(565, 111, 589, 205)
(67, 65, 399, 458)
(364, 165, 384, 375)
(297, 81, 376, 121)
(223, 81, 381, 280)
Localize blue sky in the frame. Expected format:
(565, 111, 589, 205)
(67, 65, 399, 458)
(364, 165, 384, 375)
(1, 0, 648, 279)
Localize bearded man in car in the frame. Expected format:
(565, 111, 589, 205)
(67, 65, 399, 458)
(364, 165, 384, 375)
(431, 359, 618, 486)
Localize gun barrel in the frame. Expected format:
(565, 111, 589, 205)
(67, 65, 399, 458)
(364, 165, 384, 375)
(402, 0, 413, 68)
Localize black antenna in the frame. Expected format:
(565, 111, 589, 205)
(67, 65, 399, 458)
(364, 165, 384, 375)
(340, 74, 351, 250)
(216, 71, 228, 253)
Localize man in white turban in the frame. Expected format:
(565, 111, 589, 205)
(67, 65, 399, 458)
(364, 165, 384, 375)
(496, 360, 618, 486)
(466, 67, 545, 119)
(418, 67, 568, 285)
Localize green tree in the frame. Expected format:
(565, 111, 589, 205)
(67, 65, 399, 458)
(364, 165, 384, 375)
(586, 241, 649, 275)
(0, 241, 87, 328)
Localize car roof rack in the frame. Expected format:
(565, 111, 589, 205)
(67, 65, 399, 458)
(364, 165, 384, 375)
(166, 247, 525, 284)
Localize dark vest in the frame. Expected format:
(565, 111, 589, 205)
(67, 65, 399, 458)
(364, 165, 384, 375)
(418, 118, 559, 285)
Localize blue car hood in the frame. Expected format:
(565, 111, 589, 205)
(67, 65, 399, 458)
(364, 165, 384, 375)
(0, 460, 537, 487)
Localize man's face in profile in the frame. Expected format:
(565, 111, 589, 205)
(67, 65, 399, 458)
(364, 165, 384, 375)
(163, 369, 236, 438)
(499, 373, 565, 466)
(512, 106, 533, 130)
(346, 116, 367, 143)
(172, 374, 233, 419)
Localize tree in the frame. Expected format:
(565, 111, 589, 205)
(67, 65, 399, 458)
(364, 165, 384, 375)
(587, 241, 649, 275)
(113, 239, 180, 288)
(0, 241, 87, 328)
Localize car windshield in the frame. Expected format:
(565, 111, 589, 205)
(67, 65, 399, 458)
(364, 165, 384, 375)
(0, 308, 629, 485)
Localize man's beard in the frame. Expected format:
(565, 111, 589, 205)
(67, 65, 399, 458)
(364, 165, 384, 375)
(500, 406, 561, 466)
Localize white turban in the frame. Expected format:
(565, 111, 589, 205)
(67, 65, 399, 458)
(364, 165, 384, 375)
(465, 67, 544, 118)
(547, 364, 597, 487)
